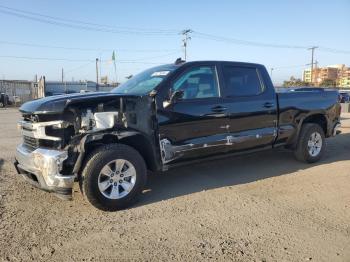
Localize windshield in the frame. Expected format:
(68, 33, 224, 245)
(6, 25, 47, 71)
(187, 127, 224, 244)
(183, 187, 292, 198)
(111, 65, 177, 95)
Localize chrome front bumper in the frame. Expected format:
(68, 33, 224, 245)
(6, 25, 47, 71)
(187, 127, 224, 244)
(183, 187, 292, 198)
(14, 144, 75, 199)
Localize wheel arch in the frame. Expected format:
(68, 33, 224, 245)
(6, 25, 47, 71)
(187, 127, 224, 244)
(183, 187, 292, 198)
(288, 113, 329, 149)
(301, 113, 328, 135)
(80, 131, 160, 174)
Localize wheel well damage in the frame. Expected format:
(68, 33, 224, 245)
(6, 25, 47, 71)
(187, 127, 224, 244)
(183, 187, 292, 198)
(58, 96, 160, 176)
(73, 131, 159, 177)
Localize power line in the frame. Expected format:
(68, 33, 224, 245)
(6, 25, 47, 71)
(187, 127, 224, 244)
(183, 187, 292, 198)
(318, 46, 350, 54)
(0, 55, 174, 64)
(0, 6, 178, 36)
(0, 55, 92, 62)
(272, 64, 309, 69)
(192, 31, 309, 49)
(0, 40, 180, 53)
(192, 31, 350, 54)
(0, 4, 179, 34)
(120, 51, 180, 61)
(1, 5, 349, 54)
(65, 61, 95, 75)
(1, 4, 349, 55)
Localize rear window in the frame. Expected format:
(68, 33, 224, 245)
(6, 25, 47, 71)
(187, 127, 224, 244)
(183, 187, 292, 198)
(222, 66, 264, 97)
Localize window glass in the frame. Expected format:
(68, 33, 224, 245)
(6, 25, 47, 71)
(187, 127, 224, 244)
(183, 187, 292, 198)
(111, 65, 176, 95)
(173, 66, 219, 99)
(222, 66, 264, 97)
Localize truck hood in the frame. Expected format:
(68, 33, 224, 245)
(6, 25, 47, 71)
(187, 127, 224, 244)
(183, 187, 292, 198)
(19, 92, 140, 114)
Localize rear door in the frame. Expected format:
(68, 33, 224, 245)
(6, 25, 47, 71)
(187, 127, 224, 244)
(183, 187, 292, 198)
(219, 63, 278, 151)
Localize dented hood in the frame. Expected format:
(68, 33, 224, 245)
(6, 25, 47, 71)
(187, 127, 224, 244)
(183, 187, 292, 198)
(19, 92, 140, 114)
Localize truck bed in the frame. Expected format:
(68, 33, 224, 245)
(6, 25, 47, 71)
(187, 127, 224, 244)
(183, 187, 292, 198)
(275, 87, 340, 145)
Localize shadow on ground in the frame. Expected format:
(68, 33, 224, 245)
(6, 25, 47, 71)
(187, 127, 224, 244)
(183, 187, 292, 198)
(137, 132, 350, 207)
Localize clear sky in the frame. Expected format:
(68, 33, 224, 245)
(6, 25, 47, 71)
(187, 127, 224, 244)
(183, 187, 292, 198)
(0, 0, 349, 84)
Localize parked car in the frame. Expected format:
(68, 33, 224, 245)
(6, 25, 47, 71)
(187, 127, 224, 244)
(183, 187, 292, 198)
(339, 92, 350, 103)
(14, 61, 341, 211)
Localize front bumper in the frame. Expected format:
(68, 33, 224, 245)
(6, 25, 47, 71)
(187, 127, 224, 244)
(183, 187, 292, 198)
(14, 144, 75, 200)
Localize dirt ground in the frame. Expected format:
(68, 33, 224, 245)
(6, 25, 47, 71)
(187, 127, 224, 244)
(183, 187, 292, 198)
(0, 108, 349, 262)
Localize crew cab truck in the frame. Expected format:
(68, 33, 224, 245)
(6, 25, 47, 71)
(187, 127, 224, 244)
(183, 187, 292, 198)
(14, 61, 341, 211)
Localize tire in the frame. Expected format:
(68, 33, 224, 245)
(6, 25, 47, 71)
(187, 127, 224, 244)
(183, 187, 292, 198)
(80, 144, 147, 211)
(294, 123, 325, 163)
(0, 102, 4, 108)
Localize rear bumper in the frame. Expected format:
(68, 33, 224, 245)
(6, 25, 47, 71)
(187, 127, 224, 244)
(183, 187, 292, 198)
(14, 144, 75, 200)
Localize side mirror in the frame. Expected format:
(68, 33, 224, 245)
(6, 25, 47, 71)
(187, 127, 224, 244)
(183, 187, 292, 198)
(170, 90, 184, 103)
(163, 90, 184, 108)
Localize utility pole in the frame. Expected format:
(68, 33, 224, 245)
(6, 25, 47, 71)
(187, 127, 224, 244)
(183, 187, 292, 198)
(61, 68, 64, 83)
(270, 68, 274, 78)
(181, 29, 192, 61)
(308, 46, 318, 84)
(99, 55, 102, 82)
(96, 58, 99, 91)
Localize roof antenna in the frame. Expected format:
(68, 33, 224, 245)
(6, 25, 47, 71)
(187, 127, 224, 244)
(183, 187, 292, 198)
(175, 57, 185, 65)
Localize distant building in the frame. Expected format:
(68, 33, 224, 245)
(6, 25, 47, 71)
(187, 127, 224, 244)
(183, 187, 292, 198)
(303, 64, 350, 88)
(338, 66, 350, 87)
(303, 69, 312, 83)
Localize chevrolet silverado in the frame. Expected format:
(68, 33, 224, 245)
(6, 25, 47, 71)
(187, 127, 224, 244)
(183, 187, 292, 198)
(14, 61, 341, 211)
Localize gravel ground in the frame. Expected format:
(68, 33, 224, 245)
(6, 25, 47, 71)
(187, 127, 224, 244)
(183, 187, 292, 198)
(0, 108, 349, 262)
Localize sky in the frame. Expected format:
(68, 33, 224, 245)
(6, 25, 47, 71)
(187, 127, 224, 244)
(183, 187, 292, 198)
(0, 0, 349, 84)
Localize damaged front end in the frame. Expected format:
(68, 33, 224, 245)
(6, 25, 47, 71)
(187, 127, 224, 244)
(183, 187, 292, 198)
(15, 93, 158, 200)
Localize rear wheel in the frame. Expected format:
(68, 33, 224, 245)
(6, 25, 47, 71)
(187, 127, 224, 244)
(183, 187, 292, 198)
(294, 123, 325, 163)
(0, 102, 4, 108)
(80, 144, 147, 211)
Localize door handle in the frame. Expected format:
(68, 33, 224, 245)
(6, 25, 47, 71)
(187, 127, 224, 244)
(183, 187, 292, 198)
(263, 102, 274, 108)
(211, 105, 227, 112)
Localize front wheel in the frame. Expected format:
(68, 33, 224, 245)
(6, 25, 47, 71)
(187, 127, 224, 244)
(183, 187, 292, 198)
(80, 144, 147, 211)
(294, 123, 325, 163)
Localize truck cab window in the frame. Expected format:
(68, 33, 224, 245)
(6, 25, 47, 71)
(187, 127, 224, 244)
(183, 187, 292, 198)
(173, 66, 219, 99)
(222, 66, 264, 97)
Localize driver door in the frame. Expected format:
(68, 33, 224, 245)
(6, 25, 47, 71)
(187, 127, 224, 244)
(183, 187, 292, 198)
(157, 64, 230, 164)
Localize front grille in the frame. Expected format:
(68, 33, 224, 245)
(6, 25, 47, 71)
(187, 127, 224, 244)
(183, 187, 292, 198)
(19, 116, 65, 150)
(23, 136, 39, 150)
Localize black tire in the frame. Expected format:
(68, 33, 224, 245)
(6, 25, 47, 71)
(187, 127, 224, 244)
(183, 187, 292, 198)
(80, 144, 147, 211)
(0, 102, 4, 108)
(294, 123, 325, 163)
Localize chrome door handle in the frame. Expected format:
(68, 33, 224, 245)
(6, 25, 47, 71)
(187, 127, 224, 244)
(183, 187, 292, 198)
(263, 102, 274, 108)
(211, 106, 227, 112)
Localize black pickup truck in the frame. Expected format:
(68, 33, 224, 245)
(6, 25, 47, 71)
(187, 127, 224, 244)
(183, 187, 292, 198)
(15, 61, 341, 211)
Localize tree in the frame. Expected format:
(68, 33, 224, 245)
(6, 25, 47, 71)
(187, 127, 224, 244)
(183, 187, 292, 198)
(319, 79, 336, 88)
(283, 76, 310, 87)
